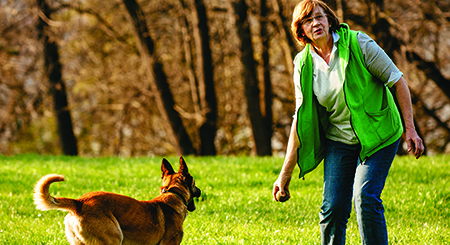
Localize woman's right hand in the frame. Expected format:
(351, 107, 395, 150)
(273, 173, 292, 202)
(273, 118, 298, 202)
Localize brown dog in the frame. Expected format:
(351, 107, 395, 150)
(34, 157, 201, 245)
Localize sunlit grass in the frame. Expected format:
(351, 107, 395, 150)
(0, 154, 448, 244)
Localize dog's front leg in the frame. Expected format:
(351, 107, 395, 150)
(160, 231, 183, 245)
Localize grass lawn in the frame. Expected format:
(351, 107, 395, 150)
(0, 154, 449, 244)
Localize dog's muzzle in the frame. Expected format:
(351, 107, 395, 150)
(187, 187, 201, 212)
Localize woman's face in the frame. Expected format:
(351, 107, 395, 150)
(301, 6, 330, 45)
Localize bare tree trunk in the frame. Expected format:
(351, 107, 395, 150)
(260, 0, 273, 154)
(233, 0, 272, 156)
(37, 0, 78, 156)
(179, 0, 218, 155)
(273, 0, 300, 58)
(335, 0, 343, 21)
(122, 0, 196, 155)
(193, 0, 218, 156)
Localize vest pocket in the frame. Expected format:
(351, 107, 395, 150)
(365, 106, 400, 143)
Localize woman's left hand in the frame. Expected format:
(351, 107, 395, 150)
(391, 77, 425, 159)
(405, 127, 424, 159)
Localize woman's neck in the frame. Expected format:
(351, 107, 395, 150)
(312, 35, 334, 64)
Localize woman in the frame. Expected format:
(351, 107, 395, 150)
(272, 0, 424, 244)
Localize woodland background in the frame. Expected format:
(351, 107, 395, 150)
(1, 0, 450, 157)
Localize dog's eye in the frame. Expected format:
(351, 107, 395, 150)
(185, 176, 193, 185)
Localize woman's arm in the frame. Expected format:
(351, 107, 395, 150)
(358, 32, 424, 158)
(273, 118, 300, 201)
(391, 77, 425, 158)
(358, 32, 403, 88)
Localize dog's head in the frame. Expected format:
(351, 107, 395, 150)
(160, 157, 201, 212)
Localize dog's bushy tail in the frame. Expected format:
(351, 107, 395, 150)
(34, 174, 78, 212)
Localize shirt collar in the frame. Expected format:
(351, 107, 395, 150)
(332, 32, 340, 44)
(310, 32, 340, 54)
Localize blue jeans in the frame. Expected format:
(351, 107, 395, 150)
(319, 138, 400, 245)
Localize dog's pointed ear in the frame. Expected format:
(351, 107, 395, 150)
(178, 157, 189, 175)
(161, 158, 175, 178)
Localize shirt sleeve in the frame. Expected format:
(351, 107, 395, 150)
(357, 32, 403, 88)
(292, 54, 303, 119)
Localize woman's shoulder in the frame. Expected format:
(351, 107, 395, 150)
(293, 45, 310, 67)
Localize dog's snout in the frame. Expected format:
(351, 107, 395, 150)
(193, 187, 201, 198)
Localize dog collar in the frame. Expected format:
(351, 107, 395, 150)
(166, 188, 188, 207)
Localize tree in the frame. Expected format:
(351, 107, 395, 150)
(36, 0, 78, 155)
(260, 0, 274, 154)
(233, 0, 272, 155)
(122, 0, 196, 156)
(273, 0, 300, 60)
(195, 0, 218, 156)
(2, 0, 450, 156)
(179, 0, 218, 155)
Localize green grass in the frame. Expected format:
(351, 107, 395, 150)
(0, 154, 449, 244)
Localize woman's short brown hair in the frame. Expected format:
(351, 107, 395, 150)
(291, 0, 340, 46)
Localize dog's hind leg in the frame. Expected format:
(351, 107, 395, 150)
(101, 214, 124, 245)
(87, 214, 123, 245)
(65, 213, 123, 245)
(64, 214, 87, 245)
(65, 228, 85, 245)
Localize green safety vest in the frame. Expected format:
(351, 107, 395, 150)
(295, 23, 403, 178)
